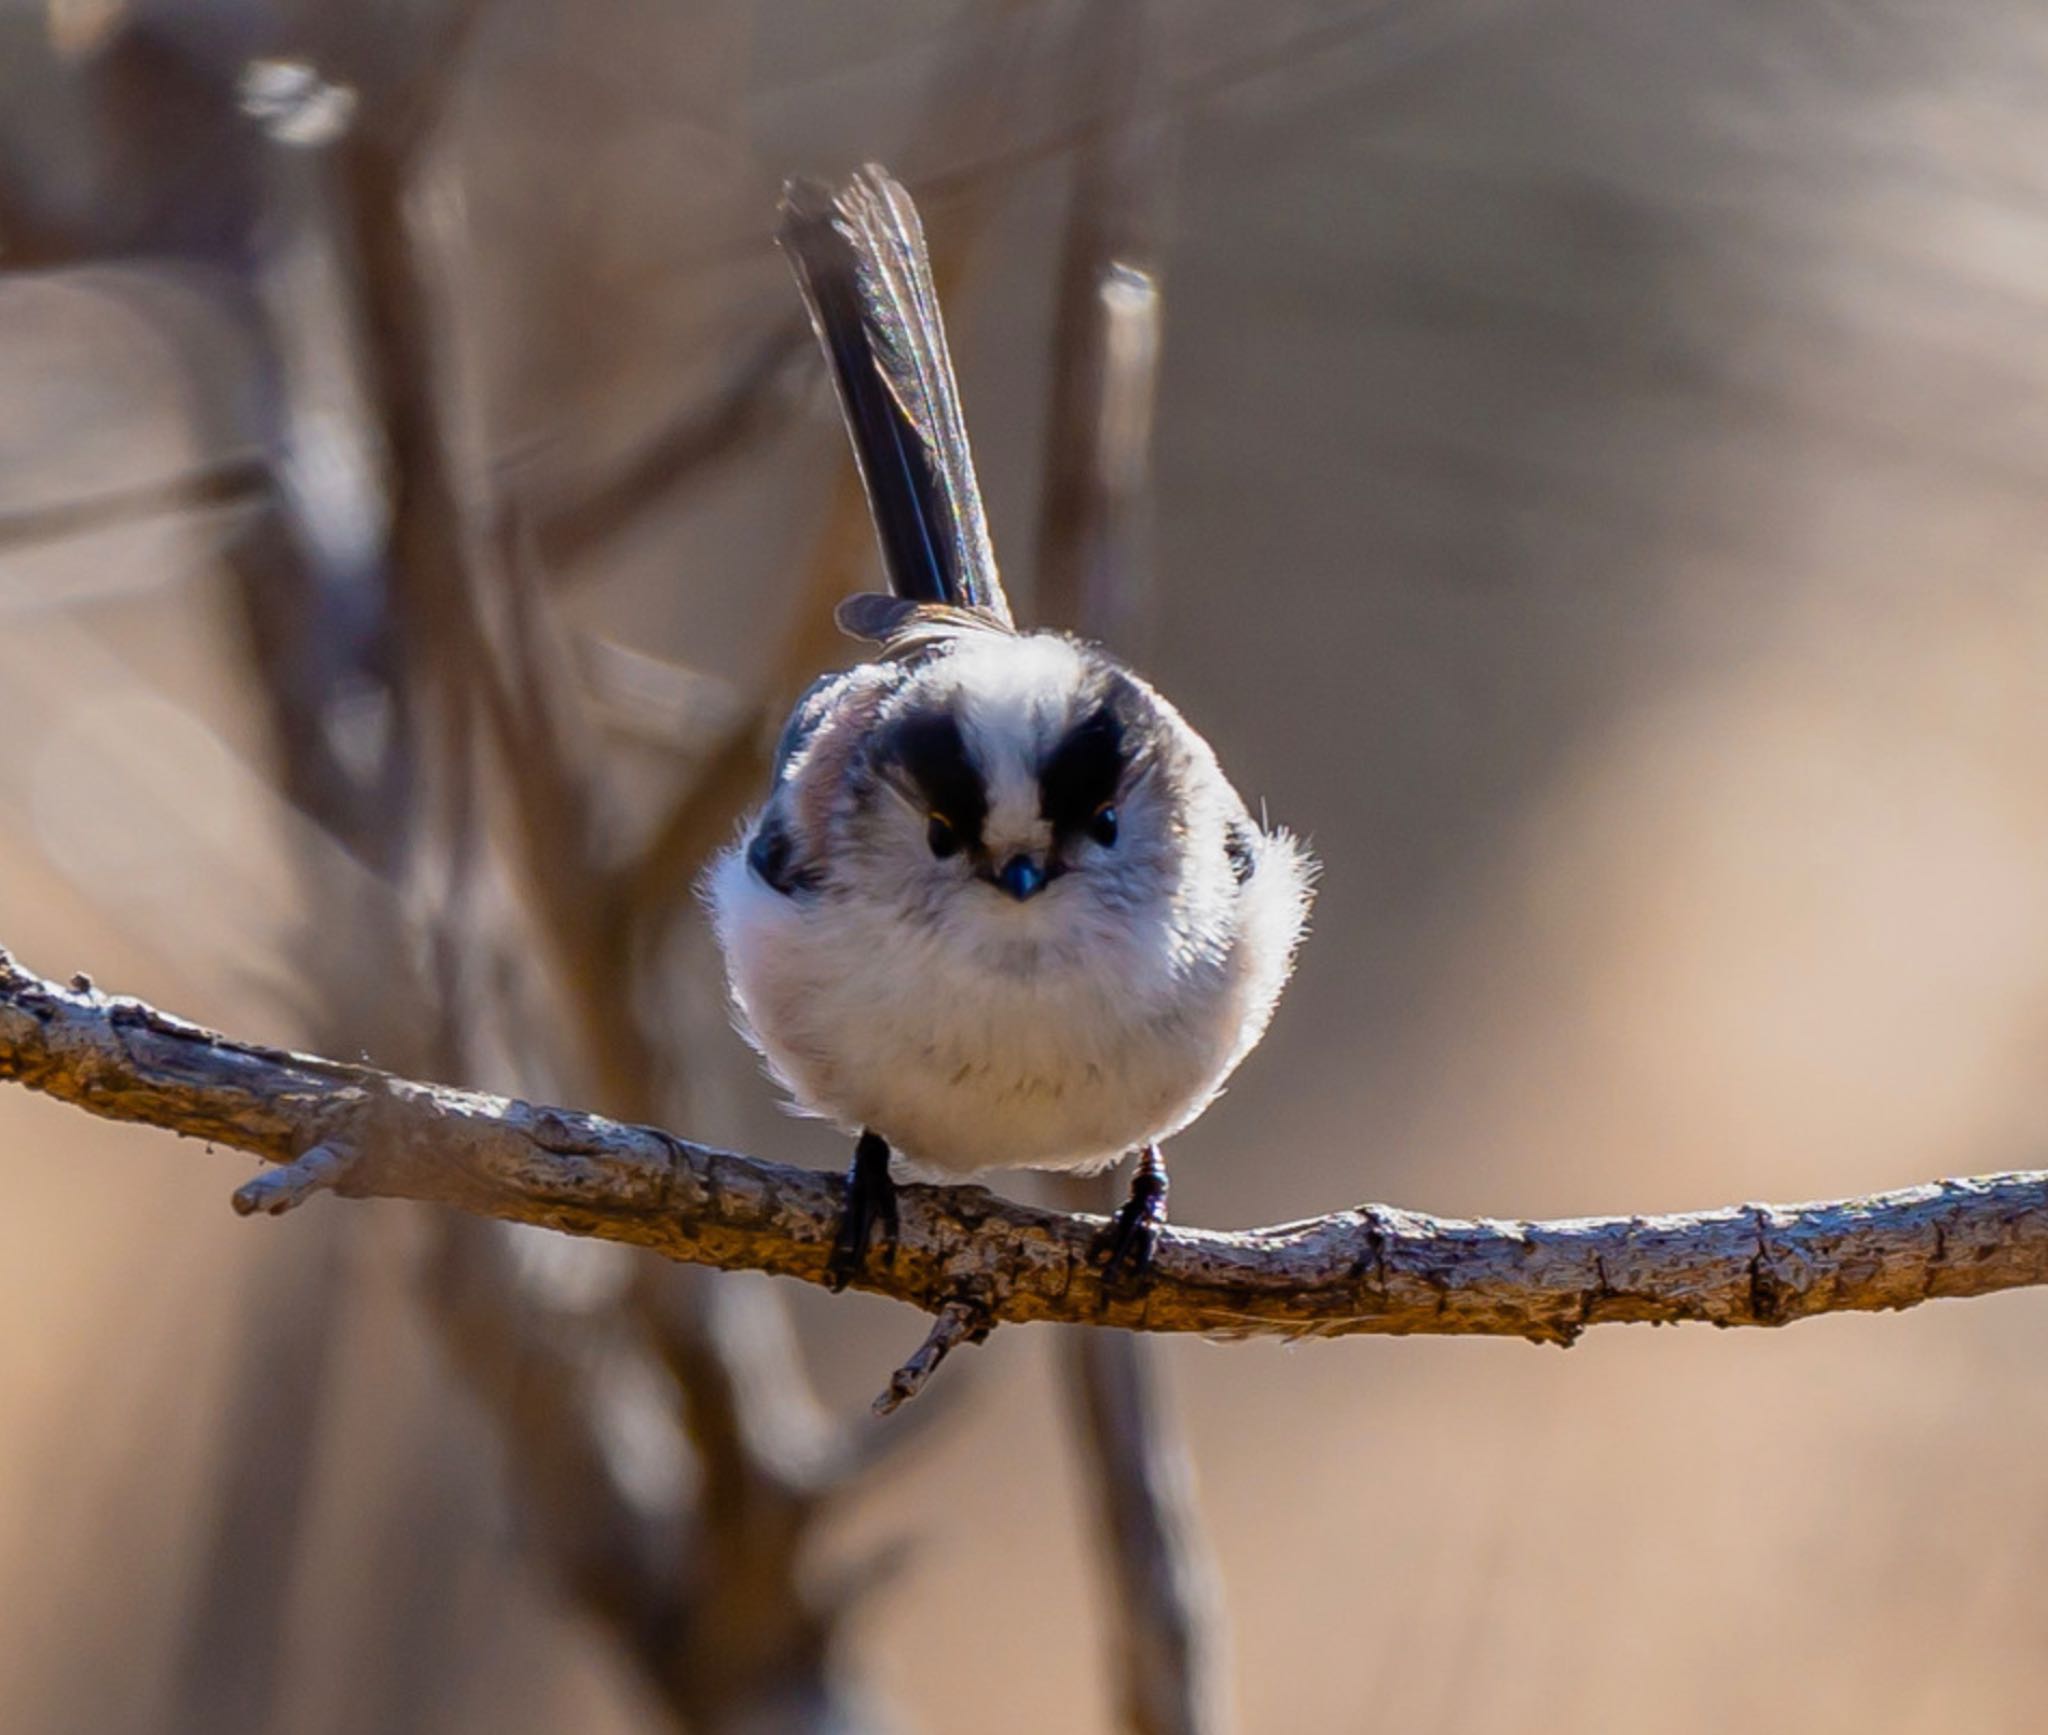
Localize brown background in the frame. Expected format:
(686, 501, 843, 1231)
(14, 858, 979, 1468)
(3, 0, 2046, 1729)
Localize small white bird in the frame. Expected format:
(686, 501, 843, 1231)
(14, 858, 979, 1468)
(706, 166, 1313, 1289)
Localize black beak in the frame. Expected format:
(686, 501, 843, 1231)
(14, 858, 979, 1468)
(995, 854, 1048, 901)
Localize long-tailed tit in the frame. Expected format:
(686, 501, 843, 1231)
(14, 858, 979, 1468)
(706, 166, 1313, 1290)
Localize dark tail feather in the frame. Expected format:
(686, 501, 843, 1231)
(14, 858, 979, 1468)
(778, 167, 1014, 626)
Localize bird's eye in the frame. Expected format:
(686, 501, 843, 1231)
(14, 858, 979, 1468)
(926, 813, 961, 859)
(1088, 803, 1119, 848)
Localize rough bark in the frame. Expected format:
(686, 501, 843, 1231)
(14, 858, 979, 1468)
(7, 950, 2046, 1350)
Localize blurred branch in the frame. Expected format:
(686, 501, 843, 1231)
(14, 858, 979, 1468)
(222, 26, 898, 1727)
(1062, 1322, 1222, 1735)
(1034, 1, 1172, 651)
(525, 320, 811, 580)
(611, 488, 862, 930)
(616, 2, 1038, 939)
(289, 8, 1046, 1722)
(626, 1265, 877, 1725)
(861, 0, 1515, 225)
(463, 508, 665, 1115)
(424, 1217, 685, 1661)
(618, 715, 771, 922)
(369, 0, 500, 160)
(7, 950, 2048, 1360)
(1032, 8, 1220, 1726)
(0, 456, 268, 555)
(163, 1218, 351, 1735)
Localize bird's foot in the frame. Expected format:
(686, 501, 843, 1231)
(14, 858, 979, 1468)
(826, 1129, 898, 1292)
(1097, 1145, 1169, 1292)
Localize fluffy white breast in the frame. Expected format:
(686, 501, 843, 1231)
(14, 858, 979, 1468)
(704, 632, 1313, 1176)
(707, 819, 1310, 1178)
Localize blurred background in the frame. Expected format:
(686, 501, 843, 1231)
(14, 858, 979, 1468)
(4, 0, 2048, 1730)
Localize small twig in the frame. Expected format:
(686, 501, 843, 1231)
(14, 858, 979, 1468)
(826, 1354, 977, 1482)
(874, 1301, 988, 1416)
(231, 1141, 357, 1216)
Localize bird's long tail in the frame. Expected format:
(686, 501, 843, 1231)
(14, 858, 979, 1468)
(778, 166, 1014, 628)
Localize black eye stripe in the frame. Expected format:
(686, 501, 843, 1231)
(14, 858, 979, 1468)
(888, 707, 987, 846)
(1040, 703, 1126, 835)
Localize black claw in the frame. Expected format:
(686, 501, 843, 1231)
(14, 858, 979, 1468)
(1099, 1204, 1159, 1290)
(827, 1129, 898, 1292)
(1097, 1145, 1169, 1292)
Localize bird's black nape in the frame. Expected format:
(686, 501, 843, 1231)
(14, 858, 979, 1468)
(778, 167, 1014, 628)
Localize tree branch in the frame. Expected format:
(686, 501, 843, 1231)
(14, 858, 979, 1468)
(1031, 9, 1222, 1716)
(1061, 1323, 1222, 1735)
(7, 950, 2048, 1353)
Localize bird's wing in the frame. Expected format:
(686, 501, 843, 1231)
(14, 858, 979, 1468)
(778, 165, 1015, 628)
